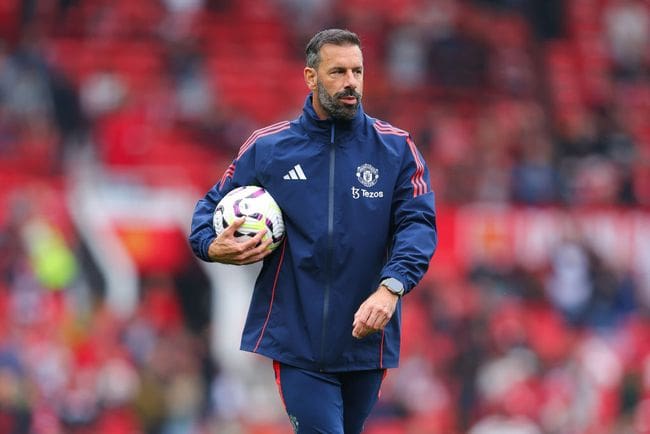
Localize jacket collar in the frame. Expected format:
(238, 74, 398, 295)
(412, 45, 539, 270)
(299, 93, 366, 141)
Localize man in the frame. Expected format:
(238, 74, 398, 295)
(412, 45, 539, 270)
(189, 28, 437, 434)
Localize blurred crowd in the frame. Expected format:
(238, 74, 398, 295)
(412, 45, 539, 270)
(1, 0, 650, 433)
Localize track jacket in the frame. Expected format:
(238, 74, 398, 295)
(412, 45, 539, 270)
(189, 95, 437, 372)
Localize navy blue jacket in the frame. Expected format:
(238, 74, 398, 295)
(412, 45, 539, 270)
(189, 95, 437, 372)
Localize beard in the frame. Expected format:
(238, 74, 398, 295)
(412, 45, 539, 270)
(316, 80, 362, 121)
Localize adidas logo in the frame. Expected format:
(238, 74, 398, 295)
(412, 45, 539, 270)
(283, 164, 307, 180)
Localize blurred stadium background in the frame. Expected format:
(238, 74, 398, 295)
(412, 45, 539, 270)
(1, 0, 650, 433)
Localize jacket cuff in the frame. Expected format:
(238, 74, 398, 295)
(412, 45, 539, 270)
(199, 236, 216, 262)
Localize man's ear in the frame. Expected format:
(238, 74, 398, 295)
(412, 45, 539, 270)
(304, 67, 317, 91)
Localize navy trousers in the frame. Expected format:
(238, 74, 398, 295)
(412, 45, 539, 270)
(273, 361, 386, 434)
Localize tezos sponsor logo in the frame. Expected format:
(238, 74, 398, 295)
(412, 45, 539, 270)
(351, 186, 383, 199)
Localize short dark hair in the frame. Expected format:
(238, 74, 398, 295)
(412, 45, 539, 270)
(305, 29, 362, 69)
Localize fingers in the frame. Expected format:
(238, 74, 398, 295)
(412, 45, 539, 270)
(209, 219, 276, 265)
(354, 303, 391, 329)
(352, 290, 399, 339)
(352, 305, 376, 339)
(240, 227, 267, 248)
(221, 219, 268, 250)
(352, 322, 374, 339)
(352, 309, 385, 339)
(237, 235, 273, 264)
(222, 217, 246, 236)
(227, 231, 273, 263)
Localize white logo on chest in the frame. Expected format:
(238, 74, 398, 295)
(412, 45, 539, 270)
(356, 164, 379, 187)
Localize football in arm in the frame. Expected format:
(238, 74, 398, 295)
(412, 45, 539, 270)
(213, 185, 285, 251)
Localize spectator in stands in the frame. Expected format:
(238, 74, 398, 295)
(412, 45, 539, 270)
(79, 67, 128, 121)
(545, 237, 594, 326)
(427, 23, 490, 96)
(161, 0, 205, 42)
(274, 0, 334, 43)
(386, 25, 428, 91)
(604, 0, 650, 81)
(511, 131, 559, 205)
(165, 37, 215, 123)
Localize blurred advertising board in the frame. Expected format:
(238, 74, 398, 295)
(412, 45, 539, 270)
(435, 205, 650, 274)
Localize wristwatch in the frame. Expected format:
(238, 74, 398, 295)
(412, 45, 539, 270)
(380, 278, 404, 297)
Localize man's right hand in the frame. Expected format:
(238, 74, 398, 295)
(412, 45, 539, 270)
(207, 218, 273, 265)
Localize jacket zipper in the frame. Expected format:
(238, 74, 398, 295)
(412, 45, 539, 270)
(319, 123, 336, 370)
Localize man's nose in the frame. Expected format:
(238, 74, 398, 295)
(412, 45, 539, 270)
(344, 70, 359, 88)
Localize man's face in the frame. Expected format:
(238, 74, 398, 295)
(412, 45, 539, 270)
(305, 43, 364, 121)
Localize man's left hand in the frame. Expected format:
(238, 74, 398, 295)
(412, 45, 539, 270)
(352, 285, 399, 339)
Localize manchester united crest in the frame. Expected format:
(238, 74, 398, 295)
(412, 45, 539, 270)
(356, 164, 379, 187)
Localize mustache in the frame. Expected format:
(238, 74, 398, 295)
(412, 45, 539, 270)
(334, 88, 361, 99)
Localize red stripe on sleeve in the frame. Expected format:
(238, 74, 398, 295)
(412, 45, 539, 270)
(406, 137, 427, 197)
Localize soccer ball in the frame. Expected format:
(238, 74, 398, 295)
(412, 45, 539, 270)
(213, 185, 285, 251)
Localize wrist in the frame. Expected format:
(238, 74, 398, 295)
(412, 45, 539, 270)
(207, 237, 222, 262)
(379, 285, 400, 300)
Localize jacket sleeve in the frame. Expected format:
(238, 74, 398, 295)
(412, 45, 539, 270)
(188, 144, 260, 262)
(380, 136, 437, 294)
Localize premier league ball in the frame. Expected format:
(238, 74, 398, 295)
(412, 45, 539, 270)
(213, 186, 285, 251)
